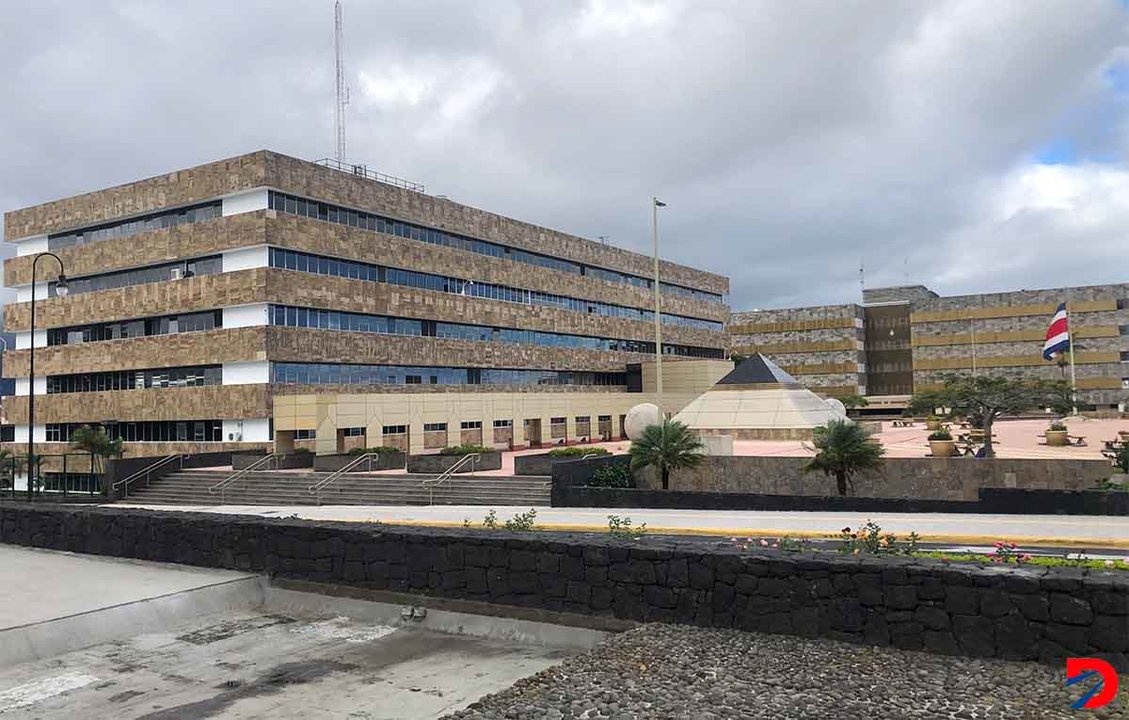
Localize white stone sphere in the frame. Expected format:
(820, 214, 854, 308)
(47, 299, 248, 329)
(624, 403, 663, 440)
(825, 398, 847, 417)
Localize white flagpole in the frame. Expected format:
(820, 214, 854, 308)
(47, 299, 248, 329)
(1067, 302, 1078, 416)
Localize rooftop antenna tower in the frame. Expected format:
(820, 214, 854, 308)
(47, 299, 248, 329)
(334, 1, 349, 162)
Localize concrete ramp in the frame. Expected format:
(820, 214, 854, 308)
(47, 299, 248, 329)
(0, 546, 605, 718)
(0, 546, 262, 667)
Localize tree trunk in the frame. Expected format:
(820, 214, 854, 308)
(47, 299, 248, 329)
(661, 466, 670, 490)
(836, 471, 847, 496)
(981, 414, 996, 458)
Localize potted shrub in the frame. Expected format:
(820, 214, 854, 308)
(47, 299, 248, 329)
(925, 415, 943, 432)
(927, 427, 956, 458)
(1045, 421, 1069, 447)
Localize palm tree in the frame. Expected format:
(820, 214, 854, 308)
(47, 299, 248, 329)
(803, 419, 885, 496)
(69, 425, 124, 492)
(628, 419, 705, 490)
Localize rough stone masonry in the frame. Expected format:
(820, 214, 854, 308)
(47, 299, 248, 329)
(0, 505, 1125, 671)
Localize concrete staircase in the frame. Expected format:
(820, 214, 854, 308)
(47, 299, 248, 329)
(120, 469, 551, 507)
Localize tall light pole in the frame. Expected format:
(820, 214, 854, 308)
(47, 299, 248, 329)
(26, 252, 68, 501)
(652, 197, 666, 397)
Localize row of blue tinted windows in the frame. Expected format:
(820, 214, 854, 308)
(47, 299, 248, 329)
(48, 257, 222, 298)
(268, 248, 722, 332)
(269, 304, 724, 359)
(48, 202, 222, 250)
(267, 191, 723, 304)
(271, 363, 625, 387)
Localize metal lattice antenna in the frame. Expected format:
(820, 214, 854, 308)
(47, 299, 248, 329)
(334, 1, 349, 162)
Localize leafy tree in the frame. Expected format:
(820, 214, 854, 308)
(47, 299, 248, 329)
(803, 419, 885, 496)
(69, 425, 124, 490)
(628, 419, 705, 490)
(838, 394, 870, 410)
(908, 375, 1068, 458)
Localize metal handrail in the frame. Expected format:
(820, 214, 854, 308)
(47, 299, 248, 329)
(112, 454, 182, 497)
(421, 453, 480, 505)
(313, 158, 425, 193)
(208, 453, 278, 503)
(308, 452, 384, 505)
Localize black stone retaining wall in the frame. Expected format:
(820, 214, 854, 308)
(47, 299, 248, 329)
(2, 505, 1125, 669)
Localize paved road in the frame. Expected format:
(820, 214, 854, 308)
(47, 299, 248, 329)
(115, 503, 1129, 549)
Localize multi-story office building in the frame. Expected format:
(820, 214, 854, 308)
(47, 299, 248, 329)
(2, 151, 729, 482)
(730, 283, 1129, 411)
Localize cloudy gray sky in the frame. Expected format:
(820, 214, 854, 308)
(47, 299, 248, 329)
(2, 0, 1127, 310)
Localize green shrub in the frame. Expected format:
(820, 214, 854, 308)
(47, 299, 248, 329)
(1115, 443, 1129, 474)
(291, 448, 312, 455)
(607, 514, 646, 540)
(504, 508, 538, 531)
(547, 446, 610, 458)
(1048, 422, 1068, 432)
(347, 446, 401, 456)
(439, 444, 493, 456)
(927, 429, 953, 441)
(586, 463, 634, 488)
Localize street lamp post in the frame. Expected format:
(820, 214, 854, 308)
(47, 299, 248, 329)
(26, 252, 68, 501)
(652, 197, 666, 397)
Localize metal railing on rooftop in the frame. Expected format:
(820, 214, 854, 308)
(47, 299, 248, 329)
(314, 158, 425, 193)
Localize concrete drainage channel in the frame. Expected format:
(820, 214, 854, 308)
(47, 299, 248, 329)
(0, 546, 609, 719)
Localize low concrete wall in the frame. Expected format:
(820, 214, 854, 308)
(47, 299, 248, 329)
(407, 451, 502, 474)
(313, 452, 406, 473)
(1, 506, 1125, 670)
(633, 456, 1111, 501)
(232, 452, 314, 471)
(553, 486, 1128, 516)
(514, 453, 611, 477)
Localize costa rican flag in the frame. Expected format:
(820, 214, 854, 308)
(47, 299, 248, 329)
(1042, 302, 1070, 360)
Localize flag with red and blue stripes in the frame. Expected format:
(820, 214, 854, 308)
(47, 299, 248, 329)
(1042, 302, 1070, 360)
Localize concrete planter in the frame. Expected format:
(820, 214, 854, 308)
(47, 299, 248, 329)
(1045, 430, 1069, 447)
(514, 452, 610, 476)
(313, 452, 406, 472)
(407, 451, 502, 474)
(231, 452, 314, 471)
(928, 440, 956, 458)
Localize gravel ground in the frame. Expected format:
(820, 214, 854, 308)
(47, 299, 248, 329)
(446, 624, 1126, 720)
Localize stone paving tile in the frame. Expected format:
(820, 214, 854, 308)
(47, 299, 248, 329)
(446, 624, 1127, 720)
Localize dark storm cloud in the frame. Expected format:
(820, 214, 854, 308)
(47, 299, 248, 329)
(1, 0, 1126, 311)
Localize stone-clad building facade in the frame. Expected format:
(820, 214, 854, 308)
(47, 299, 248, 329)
(728, 305, 866, 397)
(730, 283, 1129, 411)
(2, 151, 729, 482)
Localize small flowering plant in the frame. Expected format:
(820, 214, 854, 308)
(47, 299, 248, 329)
(730, 536, 811, 553)
(837, 520, 920, 555)
(989, 540, 1033, 565)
